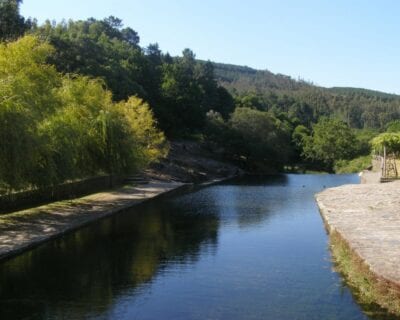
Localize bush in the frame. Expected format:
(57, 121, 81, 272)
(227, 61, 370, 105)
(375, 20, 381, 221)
(334, 156, 372, 174)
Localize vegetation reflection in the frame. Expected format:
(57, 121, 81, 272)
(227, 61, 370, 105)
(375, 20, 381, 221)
(0, 198, 219, 319)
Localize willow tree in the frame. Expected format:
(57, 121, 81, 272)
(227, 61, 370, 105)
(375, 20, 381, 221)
(0, 36, 168, 193)
(116, 97, 168, 168)
(0, 36, 59, 192)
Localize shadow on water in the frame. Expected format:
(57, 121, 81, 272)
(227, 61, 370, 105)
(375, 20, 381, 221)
(0, 197, 220, 320)
(219, 174, 289, 186)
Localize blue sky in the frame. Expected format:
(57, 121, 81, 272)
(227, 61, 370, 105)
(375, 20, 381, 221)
(21, 0, 400, 93)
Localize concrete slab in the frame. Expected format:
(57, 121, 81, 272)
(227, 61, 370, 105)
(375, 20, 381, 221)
(316, 180, 400, 287)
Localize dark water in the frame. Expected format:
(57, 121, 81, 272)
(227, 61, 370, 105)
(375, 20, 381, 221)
(0, 174, 393, 320)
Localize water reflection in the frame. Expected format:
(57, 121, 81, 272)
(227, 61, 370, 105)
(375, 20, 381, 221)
(0, 174, 398, 320)
(334, 265, 400, 320)
(0, 200, 220, 319)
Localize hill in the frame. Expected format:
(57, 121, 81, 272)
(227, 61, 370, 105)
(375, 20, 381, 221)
(206, 61, 400, 130)
(210, 62, 311, 93)
(328, 87, 400, 99)
(210, 61, 400, 102)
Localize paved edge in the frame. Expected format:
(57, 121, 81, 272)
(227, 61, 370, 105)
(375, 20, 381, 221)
(316, 192, 400, 286)
(315, 186, 400, 302)
(0, 174, 240, 263)
(0, 181, 189, 262)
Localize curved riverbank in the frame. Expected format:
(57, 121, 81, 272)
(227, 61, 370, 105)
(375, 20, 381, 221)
(316, 181, 400, 315)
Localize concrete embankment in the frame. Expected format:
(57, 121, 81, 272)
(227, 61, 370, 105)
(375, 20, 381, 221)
(316, 181, 400, 314)
(0, 180, 186, 261)
(0, 139, 243, 262)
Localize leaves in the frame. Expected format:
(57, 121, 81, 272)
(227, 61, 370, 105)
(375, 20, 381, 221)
(0, 36, 166, 193)
(371, 133, 400, 154)
(302, 118, 357, 171)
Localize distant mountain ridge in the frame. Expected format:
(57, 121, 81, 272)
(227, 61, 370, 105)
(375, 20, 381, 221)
(208, 61, 399, 100)
(328, 87, 400, 99)
(211, 61, 311, 93)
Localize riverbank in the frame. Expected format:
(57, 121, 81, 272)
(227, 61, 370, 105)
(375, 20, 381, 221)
(0, 180, 187, 261)
(316, 181, 400, 315)
(147, 140, 243, 183)
(0, 139, 243, 262)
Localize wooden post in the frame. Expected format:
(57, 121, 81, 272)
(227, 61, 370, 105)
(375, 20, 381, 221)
(383, 146, 386, 178)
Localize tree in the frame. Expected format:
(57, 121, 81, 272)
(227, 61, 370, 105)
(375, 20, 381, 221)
(0, 36, 167, 193)
(386, 120, 400, 132)
(160, 49, 205, 135)
(116, 97, 168, 167)
(228, 107, 291, 171)
(34, 18, 147, 101)
(0, 36, 59, 192)
(31, 17, 236, 138)
(288, 102, 314, 126)
(215, 86, 235, 119)
(371, 132, 400, 154)
(303, 118, 357, 171)
(0, 0, 29, 41)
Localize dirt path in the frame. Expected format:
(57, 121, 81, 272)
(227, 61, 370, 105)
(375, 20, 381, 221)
(0, 180, 185, 261)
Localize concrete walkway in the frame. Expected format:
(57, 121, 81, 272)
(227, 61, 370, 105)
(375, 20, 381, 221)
(316, 180, 400, 287)
(360, 170, 381, 184)
(0, 180, 185, 261)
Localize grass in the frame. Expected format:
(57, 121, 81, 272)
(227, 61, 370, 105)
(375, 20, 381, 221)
(0, 197, 95, 227)
(334, 155, 372, 174)
(329, 230, 400, 318)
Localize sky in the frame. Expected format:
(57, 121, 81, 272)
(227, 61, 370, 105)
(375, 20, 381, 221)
(21, 0, 400, 94)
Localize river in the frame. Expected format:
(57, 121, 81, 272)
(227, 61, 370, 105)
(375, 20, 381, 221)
(0, 174, 394, 319)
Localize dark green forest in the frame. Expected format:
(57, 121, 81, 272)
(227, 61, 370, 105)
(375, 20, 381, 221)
(1, 0, 400, 193)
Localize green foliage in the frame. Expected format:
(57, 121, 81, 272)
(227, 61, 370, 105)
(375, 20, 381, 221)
(235, 93, 268, 111)
(371, 132, 400, 154)
(212, 62, 310, 93)
(160, 49, 205, 135)
(205, 107, 292, 172)
(158, 51, 233, 136)
(386, 120, 400, 132)
(31, 19, 230, 138)
(292, 125, 310, 148)
(213, 62, 400, 130)
(0, 36, 59, 191)
(334, 155, 372, 174)
(329, 87, 400, 99)
(353, 128, 378, 155)
(302, 118, 357, 171)
(32, 18, 147, 101)
(0, 0, 30, 41)
(0, 36, 165, 193)
(4, 12, 395, 175)
(116, 97, 168, 167)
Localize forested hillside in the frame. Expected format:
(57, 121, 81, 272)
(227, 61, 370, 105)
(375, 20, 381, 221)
(210, 62, 311, 92)
(211, 61, 400, 130)
(1, 0, 400, 194)
(328, 87, 400, 99)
